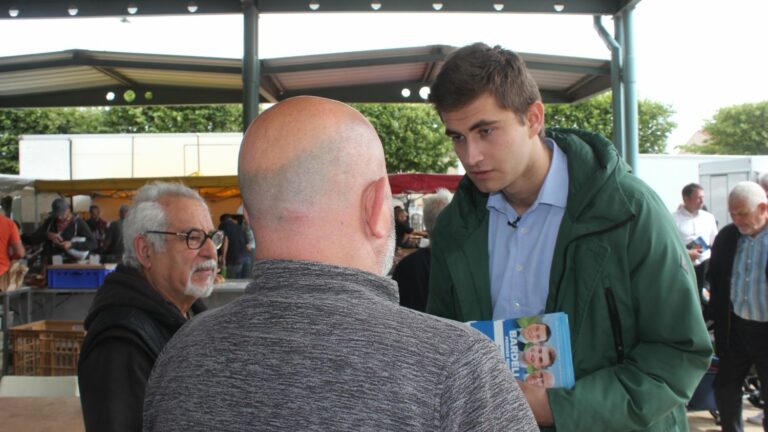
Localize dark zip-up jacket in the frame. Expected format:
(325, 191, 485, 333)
(427, 128, 712, 431)
(28, 214, 96, 260)
(707, 223, 763, 356)
(78, 265, 206, 432)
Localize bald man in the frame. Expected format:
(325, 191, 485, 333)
(143, 96, 537, 432)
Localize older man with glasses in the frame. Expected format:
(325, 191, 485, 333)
(78, 182, 221, 432)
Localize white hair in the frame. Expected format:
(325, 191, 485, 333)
(122, 182, 209, 268)
(422, 188, 453, 233)
(758, 173, 768, 191)
(728, 181, 767, 210)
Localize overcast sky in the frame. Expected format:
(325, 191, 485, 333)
(1, 0, 766, 151)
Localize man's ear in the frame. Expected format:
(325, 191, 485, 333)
(134, 235, 153, 268)
(363, 176, 391, 239)
(525, 101, 545, 139)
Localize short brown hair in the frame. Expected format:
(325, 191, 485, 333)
(430, 43, 542, 125)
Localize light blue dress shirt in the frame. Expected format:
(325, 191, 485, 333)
(487, 138, 568, 320)
(731, 229, 768, 322)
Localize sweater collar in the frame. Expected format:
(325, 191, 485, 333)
(247, 259, 399, 303)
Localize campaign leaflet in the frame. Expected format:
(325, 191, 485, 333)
(467, 312, 575, 389)
(686, 236, 710, 252)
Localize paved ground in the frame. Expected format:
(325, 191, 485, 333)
(688, 402, 763, 432)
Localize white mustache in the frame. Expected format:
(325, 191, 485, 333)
(193, 260, 218, 272)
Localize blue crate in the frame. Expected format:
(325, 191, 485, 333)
(47, 267, 115, 289)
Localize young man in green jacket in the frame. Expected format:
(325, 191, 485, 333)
(426, 42, 712, 431)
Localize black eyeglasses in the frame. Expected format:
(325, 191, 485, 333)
(145, 229, 224, 250)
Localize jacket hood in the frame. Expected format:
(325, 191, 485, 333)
(84, 264, 191, 330)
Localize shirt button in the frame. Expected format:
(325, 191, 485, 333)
(514, 303, 521, 310)
(516, 264, 523, 272)
(521, 228, 528, 234)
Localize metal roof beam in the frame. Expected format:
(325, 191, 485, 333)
(525, 61, 609, 76)
(92, 66, 135, 86)
(0, 0, 637, 18)
(262, 52, 447, 74)
(279, 82, 575, 104)
(0, 52, 240, 74)
(0, 85, 242, 108)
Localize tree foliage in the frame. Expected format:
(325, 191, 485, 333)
(0, 108, 104, 174)
(546, 93, 676, 154)
(101, 105, 242, 133)
(1, 95, 678, 175)
(354, 104, 457, 173)
(676, 101, 768, 154)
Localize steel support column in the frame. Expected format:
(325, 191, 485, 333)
(594, 15, 624, 157)
(242, 1, 260, 132)
(622, 6, 639, 173)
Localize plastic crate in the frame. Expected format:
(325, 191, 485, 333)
(47, 267, 114, 289)
(9, 320, 85, 376)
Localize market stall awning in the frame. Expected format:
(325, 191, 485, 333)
(388, 173, 462, 194)
(0, 174, 36, 196)
(34, 176, 240, 201)
(34, 173, 463, 199)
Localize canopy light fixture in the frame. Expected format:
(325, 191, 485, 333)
(370, 1, 382, 10)
(187, 1, 198, 13)
(419, 86, 431, 100)
(8, 6, 19, 17)
(308, 0, 320, 11)
(67, 5, 78, 15)
(553, 2, 565, 12)
(432, 2, 444, 11)
(126, 3, 138, 14)
(493, 3, 504, 11)
(401, 88, 411, 98)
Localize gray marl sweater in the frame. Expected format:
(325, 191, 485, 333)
(143, 260, 537, 432)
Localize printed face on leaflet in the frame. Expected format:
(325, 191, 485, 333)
(521, 323, 550, 343)
(522, 343, 555, 370)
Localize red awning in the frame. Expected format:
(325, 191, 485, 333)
(388, 173, 463, 194)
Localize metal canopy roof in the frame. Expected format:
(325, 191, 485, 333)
(0, 46, 610, 108)
(0, 0, 641, 18)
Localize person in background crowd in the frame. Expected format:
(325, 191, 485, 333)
(102, 204, 129, 264)
(142, 96, 537, 432)
(392, 188, 452, 311)
(78, 182, 219, 432)
(672, 183, 719, 312)
(27, 198, 96, 263)
(425, 42, 711, 430)
(394, 206, 426, 248)
(218, 213, 250, 279)
(86, 205, 108, 254)
(747, 174, 768, 427)
(758, 173, 768, 196)
(708, 181, 768, 432)
(240, 211, 255, 278)
(0, 211, 25, 290)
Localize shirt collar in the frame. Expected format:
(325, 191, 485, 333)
(487, 138, 568, 214)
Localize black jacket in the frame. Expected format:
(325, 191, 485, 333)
(707, 224, 768, 355)
(27, 215, 96, 261)
(77, 265, 206, 432)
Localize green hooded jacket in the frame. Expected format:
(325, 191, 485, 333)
(426, 128, 712, 431)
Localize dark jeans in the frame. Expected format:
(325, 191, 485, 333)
(714, 314, 768, 432)
(226, 261, 247, 279)
(226, 255, 254, 279)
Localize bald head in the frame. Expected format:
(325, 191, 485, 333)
(239, 96, 385, 223)
(238, 96, 395, 274)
